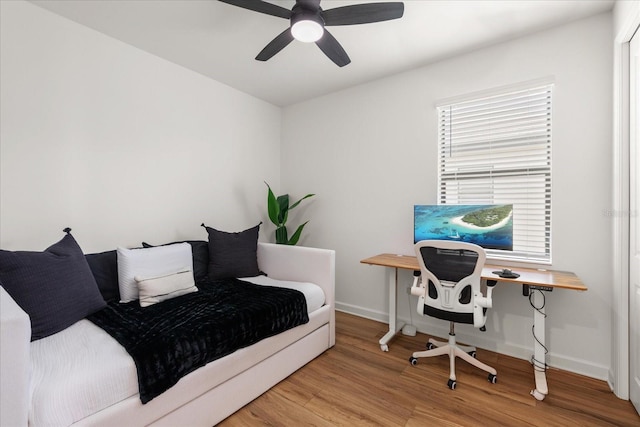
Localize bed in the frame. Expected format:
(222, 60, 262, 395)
(1, 239, 336, 426)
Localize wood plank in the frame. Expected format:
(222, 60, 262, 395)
(360, 253, 587, 291)
(219, 312, 637, 426)
(361, 253, 419, 271)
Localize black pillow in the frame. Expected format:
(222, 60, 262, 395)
(85, 250, 120, 303)
(142, 240, 209, 283)
(202, 223, 261, 280)
(0, 229, 107, 341)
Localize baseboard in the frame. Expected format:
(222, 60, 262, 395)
(608, 370, 616, 395)
(336, 301, 610, 382)
(335, 302, 389, 324)
(545, 352, 610, 382)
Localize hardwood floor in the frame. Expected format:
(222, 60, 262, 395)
(219, 311, 639, 426)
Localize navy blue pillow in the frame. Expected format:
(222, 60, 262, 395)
(0, 229, 106, 341)
(202, 223, 261, 280)
(85, 250, 120, 303)
(141, 240, 209, 283)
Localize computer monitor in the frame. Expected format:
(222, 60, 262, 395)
(414, 204, 513, 251)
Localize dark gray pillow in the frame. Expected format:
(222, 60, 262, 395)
(142, 240, 209, 283)
(85, 250, 120, 303)
(202, 223, 261, 280)
(0, 229, 106, 341)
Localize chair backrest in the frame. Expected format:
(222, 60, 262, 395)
(414, 240, 488, 328)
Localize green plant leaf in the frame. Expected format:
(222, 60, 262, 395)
(289, 193, 315, 211)
(287, 221, 309, 245)
(276, 194, 289, 225)
(275, 226, 288, 244)
(266, 183, 280, 226)
(265, 183, 315, 246)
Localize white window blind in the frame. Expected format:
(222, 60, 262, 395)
(437, 84, 553, 262)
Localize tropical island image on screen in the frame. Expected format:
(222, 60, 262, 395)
(414, 204, 514, 251)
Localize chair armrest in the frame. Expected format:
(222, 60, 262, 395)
(410, 271, 424, 296)
(1, 286, 31, 427)
(475, 285, 494, 309)
(472, 284, 494, 328)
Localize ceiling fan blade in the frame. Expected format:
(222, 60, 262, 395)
(315, 30, 351, 67)
(323, 2, 404, 26)
(256, 28, 295, 61)
(218, 0, 291, 19)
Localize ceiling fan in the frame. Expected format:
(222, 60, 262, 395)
(218, 0, 404, 67)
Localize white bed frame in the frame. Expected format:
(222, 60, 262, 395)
(0, 242, 336, 426)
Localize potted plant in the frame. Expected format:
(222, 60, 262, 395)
(265, 182, 315, 245)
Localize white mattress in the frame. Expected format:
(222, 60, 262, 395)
(29, 320, 138, 427)
(29, 278, 325, 426)
(241, 275, 326, 313)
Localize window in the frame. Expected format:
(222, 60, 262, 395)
(437, 83, 553, 262)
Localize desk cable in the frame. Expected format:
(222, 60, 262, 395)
(529, 289, 549, 372)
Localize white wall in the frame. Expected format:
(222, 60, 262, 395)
(0, 0, 617, 381)
(0, 0, 281, 253)
(282, 13, 613, 379)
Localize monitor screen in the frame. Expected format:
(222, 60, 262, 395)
(414, 204, 514, 251)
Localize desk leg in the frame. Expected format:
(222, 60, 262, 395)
(379, 267, 404, 351)
(530, 289, 548, 401)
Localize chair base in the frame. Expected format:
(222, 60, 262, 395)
(410, 333, 497, 387)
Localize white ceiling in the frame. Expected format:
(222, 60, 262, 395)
(30, 0, 614, 107)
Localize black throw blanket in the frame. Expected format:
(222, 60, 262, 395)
(88, 278, 309, 403)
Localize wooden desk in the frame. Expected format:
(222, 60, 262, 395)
(361, 253, 587, 401)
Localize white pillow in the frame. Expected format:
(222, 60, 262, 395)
(117, 243, 193, 303)
(135, 268, 197, 307)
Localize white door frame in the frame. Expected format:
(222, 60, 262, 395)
(612, 3, 640, 400)
(629, 27, 640, 413)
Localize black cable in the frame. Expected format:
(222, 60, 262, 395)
(528, 288, 547, 316)
(528, 289, 549, 372)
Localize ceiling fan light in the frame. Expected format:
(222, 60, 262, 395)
(291, 19, 323, 43)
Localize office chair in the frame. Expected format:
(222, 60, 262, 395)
(409, 240, 497, 390)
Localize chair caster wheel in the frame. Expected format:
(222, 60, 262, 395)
(468, 350, 477, 358)
(427, 342, 435, 350)
(447, 379, 457, 390)
(488, 373, 497, 384)
(409, 356, 417, 366)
